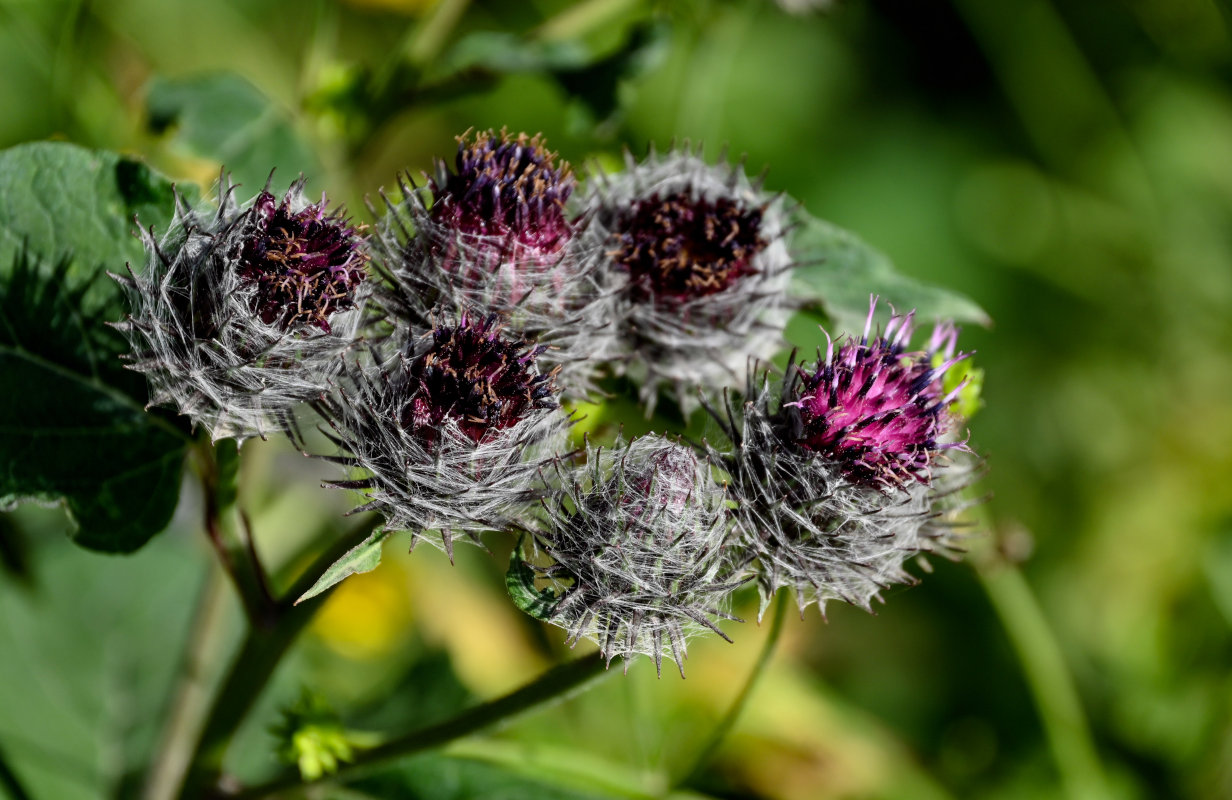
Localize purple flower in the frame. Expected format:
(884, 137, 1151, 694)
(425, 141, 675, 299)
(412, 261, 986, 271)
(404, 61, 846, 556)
(701, 300, 978, 618)
(237, 189, 367, 333)
(613, 192, 765, 306)
(428, 128, 575, 264)
(113, 176, 368, 442)
(781, 300, 969, 489)
(400, 313, 559, 448)
(312, 311, 568, 557)
(587, 147, 795, 413)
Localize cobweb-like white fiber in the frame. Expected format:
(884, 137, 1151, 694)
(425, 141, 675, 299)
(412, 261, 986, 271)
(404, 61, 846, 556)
(112, 176, 367, 442)
(529, 435, 745, 676)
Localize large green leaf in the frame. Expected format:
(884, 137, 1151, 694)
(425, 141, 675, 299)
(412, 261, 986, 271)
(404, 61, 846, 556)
(789, 213, 991, 337)
(146, 72, 320, 193)
(0, 535, 206, 799)
(0, 142, 188, 553)
(0, 142, 177, 295)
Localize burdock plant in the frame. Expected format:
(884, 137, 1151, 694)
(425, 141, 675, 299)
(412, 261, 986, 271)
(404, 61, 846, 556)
(20, 109, 989, 799)
(312, 311, 570, 557)
(514, 435, 744, 676)
(113, 176, 368, 441)
(588, 146, 795, 413)
(374, 128, 612, 397)
(706, 299, 977, 616)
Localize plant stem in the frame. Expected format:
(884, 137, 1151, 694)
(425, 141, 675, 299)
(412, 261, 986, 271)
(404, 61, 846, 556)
(142, 567, 231, 800)
(201, 439, 276, 630)
(978, 560, 1113, 800)
(229, 651, 610, 799)
(532, 0, 643, 42)
(675, 592, 787, 788)
(404, 0, 472, 69)
(175, 516, 382, 800)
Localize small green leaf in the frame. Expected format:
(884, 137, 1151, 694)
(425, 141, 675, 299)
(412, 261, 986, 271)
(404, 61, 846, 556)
(0, 142, 188, 553)
(789, 213, 991, 337)
(295, 528, 390, 605)
(506, 540, 558, 621)
(146, 72, 320, 192)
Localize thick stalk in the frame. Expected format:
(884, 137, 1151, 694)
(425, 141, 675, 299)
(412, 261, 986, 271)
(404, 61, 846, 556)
(175, 516, 382, 800)
(229, 651, 610, 799)
(201, 439, 276, 630)
(675, 592, 787, 788)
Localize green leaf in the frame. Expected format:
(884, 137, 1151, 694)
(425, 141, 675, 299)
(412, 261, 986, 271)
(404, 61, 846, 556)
(0, 142, 178, 298)
(0, 536, 207, 799)
(506, 540, 559, 622)
(0, 142, 188, 553)
(789, 213, 991, 337)
(295, 528, 390, 605)
(146, 72, 320, 193)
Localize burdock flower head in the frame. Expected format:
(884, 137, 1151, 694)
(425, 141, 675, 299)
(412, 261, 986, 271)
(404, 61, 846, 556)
(704, 299, 977, 617)
(782, 302, 970, 490)
(313, 311, 569, 557)
(374, 129, 610, 397)
(589, 145, 794, 413)
(513, 436, 743, 676)
(113, 175, 368, 441)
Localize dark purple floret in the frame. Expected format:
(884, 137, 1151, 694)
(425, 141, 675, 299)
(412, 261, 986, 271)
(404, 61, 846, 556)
(430, 129, 574, 256)
(612, 192, 766, 306)
(400, 314, 558, 447)
(781, 303, 968, 489)
(238, 190, 367, 333)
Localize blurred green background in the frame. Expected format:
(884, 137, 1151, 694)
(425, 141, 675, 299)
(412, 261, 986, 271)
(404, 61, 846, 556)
(3, 0, 1232, 798)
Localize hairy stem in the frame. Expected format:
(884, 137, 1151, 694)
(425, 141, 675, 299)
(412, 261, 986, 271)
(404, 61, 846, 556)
(675, 591, 787, 788)
(175, 515, 382, 800)
(229, 651, 610, 799)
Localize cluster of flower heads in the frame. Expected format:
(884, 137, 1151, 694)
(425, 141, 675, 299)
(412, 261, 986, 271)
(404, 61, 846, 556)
(116, 128, 982, 675)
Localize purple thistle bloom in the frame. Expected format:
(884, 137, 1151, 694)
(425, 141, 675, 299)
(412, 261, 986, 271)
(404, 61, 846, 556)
(112, 175, 368, 442)
(700, 299, 979, 618)
(429, 128, 575, 262)
(587, 147, 795, 413)
(782, 300, 969, 489)
(310, 311, 568, 557)
(401, 313, 559, 448)
(613, 193, 765, 307)
(237, 189, 367, 333)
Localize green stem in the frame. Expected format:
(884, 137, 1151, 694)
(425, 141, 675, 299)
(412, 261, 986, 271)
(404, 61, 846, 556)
(229, 651, 611, 799)
(675, 592, 787, 788)
(175, 516, 382, 800)
(404, 0, 472, 69)
(532, 0, 643, 42)
(977, 556, 1112, 800)
(0, 738, 33, 800)
(201, 439, 276, 631)
(141, 567, 231, 800)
